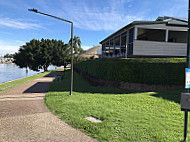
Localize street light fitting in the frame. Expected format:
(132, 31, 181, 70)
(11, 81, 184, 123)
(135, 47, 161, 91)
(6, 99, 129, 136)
(28, 8, 74, 96)
(28, 8, 38, 13)
(28, 8, 72, 24)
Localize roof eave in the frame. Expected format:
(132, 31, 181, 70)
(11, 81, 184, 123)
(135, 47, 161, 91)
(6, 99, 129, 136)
(166, 23, 188, 27)
(100, 20, 187, 44)
(99, 21, 166, 44)
(100, 22, 134, 44)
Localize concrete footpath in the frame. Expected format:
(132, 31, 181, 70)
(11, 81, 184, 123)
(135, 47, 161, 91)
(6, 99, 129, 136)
(0, 70, 98, 142)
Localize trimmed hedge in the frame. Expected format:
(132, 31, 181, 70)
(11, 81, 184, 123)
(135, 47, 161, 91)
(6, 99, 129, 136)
(74, 58, 186, 86)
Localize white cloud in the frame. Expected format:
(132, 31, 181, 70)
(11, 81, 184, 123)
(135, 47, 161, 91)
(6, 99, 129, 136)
(82, 45, 92, 50)
(0, 45, 19, 55)
(15, 40, 25, 45)
(159, 0, 188, 18)
(55, 0, 142, 31)
(72, 12, 140, 31)
(0, 17, 41, 29)
(0, 40, 23, 55)
(0, 0, 30, 10)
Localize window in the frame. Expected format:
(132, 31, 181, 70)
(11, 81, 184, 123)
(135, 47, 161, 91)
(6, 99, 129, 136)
(168, 31, 187, 43)
(137, 28, 165, 42)
(128, 28, 134, 55)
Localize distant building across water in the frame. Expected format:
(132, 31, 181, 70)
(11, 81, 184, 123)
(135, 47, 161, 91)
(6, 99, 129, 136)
(0, 57, 14, 64)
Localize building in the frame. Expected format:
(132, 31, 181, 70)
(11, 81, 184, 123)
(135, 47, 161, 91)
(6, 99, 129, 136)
(78, 45, 102, 59)
(100, 16, 188, 58)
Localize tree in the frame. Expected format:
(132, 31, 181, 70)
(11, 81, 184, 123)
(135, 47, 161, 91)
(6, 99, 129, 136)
(4, 53, 15, 58)
(14, 39, 70, 72)
(69, 36, 83, 54)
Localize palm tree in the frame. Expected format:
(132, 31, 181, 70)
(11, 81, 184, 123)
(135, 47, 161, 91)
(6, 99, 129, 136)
(70, 36, 83, 54)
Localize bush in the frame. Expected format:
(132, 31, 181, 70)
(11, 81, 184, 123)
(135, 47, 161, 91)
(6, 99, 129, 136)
(74, 58, 186, 86)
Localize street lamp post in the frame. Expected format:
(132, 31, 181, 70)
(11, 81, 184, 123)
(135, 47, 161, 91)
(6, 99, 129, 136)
(184, 0, 190, 141)
(28, 8, 73, 95)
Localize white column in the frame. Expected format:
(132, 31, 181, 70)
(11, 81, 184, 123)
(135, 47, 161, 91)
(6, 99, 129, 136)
(134, 27, 138, 40)
(165, 29, 169, 42)
(125, 32, 128, 58)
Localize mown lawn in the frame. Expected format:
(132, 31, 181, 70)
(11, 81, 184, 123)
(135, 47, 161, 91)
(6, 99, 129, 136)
(0, 70, 54, 93)
(45, 69, 186, 142)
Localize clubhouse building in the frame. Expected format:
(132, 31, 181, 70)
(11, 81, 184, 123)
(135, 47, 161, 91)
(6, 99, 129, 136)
(100, 16, 188, 58)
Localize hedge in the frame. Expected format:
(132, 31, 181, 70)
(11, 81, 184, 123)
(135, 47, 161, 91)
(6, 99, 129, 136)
(74, 58, 186, 86)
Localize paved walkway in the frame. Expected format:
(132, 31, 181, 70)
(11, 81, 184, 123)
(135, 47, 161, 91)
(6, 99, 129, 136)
(0, 70, 98, 142)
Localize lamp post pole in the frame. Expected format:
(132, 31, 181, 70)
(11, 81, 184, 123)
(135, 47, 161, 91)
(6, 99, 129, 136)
(28, 8, 73, 95)
(184, 0, 190, 141)
(70, 22, 73, 96)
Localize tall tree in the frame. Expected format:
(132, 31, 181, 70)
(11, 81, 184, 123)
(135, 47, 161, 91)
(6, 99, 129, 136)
(4, 53, 15, 58)
(69, 36, 83, 54)
(14, 39, 70, 72)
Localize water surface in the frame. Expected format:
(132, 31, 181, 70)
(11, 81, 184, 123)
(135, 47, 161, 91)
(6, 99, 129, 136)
(0, 64, 57, 84)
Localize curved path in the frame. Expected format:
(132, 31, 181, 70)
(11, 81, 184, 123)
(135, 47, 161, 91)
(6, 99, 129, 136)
(0, 70, 98, 142)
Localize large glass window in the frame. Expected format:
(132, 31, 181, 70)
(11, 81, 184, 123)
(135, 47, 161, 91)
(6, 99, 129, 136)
(121, 32, 127, 57)
(110, 39, 114, 57)
(168, 31, 187, 43)
(137, 28, 165, 42)
(128, 28, 134, 55)
(105, 41, 109, 56)
(114, 36, 120, 57)
(102, 44, 105, 57)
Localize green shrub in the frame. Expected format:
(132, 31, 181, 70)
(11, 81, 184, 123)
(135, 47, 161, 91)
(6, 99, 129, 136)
(74, 58, 186, 85)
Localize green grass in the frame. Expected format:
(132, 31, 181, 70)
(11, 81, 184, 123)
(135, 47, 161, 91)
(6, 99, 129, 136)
(0, 70, 54, 93)
(45, 70, 186, 142)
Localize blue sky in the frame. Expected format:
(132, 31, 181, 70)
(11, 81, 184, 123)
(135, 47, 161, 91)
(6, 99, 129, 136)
(0, 0, 188, 55)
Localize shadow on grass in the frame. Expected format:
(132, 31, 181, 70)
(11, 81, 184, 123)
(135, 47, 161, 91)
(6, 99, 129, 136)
(151, 89, 184, 104)
(48, 69, 184, 104)
(48, 69, 140, 95)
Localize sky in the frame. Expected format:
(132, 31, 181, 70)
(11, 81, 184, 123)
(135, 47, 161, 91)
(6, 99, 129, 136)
(0, 0, 188, 55)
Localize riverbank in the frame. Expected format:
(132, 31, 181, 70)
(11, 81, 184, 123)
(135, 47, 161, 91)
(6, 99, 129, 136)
(0, 70, 54, 93)
(0, 62, 14, 64)
(0, 64, 58, 84)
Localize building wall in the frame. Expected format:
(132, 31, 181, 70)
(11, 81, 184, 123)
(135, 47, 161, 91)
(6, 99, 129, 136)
(133, 40, 187, 56)
(101, 23, 187, 58)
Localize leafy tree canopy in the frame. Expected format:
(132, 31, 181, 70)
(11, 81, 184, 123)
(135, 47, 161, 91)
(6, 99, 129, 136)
(4, 53, 15, 58)
(14, 38, 70, 72)
(69, 36, 83, 54)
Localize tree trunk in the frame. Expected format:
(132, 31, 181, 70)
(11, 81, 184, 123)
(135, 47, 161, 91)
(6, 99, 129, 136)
(44, 67, 48, 72)
(64, 64, 67, 68)
(43, 64, 49, 72)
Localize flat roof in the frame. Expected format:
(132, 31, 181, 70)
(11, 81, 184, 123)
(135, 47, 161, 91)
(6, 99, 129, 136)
(100, 16, 188, 44)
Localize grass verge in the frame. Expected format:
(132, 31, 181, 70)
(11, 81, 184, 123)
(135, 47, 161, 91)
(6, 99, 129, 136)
(0, 70, 54, 93)
(45, 69, 185, 142)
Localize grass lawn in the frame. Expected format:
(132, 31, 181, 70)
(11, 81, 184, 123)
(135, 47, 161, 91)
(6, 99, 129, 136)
(0, 70, 54, 93)
(45, 69, 186, 142)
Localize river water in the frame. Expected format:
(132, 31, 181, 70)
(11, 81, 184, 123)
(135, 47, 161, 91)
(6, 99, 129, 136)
(0, 64, 57, 84)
